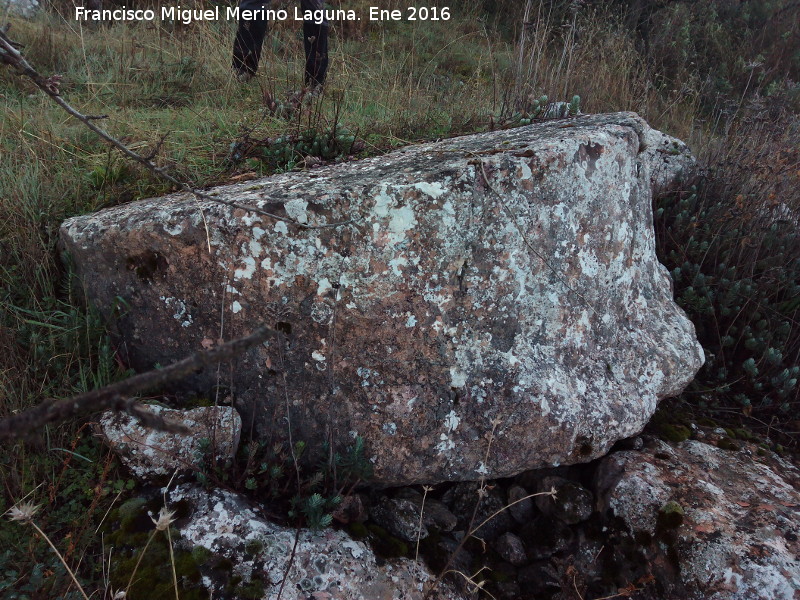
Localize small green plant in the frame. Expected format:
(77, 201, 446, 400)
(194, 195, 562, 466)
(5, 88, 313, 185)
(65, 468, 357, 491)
(86, 159, 130, 190)
(290, 492, 341, 531)
(569, 94, 581, 115)
(259, 125, 364, 168)
(330, 434, 374, 491)
(654, 107, 799, 436)
(224, 434, 373, 534)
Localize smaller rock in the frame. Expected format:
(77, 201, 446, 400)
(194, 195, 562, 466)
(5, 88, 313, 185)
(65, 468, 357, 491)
(517, 561, 561, 596)
(492, 532, 528, 566)
(595, 438, 800, 600)
(535, 476, 594, 524)
(369, 497, 427, 542)
(421, 497, 458, 532)
(435, 534, 474, 581)
(521, 516, 574, 560)
(507, 485, 535, 524)
(99, 404, 241, 482)
(396, 489, 458, 532)
(449, 483, 513, 542)
(331, 494, 367, 524)
(170, 485, 467, 600)
(642, 124, 696, 194)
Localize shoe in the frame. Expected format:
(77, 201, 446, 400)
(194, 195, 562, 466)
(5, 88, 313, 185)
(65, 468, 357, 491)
(235, 69, 254, 83)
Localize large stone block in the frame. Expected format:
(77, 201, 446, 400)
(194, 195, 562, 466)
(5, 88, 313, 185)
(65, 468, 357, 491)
(60, 112, 704, 485)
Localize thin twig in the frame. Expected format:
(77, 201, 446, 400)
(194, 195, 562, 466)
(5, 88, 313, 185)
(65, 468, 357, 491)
(424, 418, 500, 599)
(415, 485, 433, 562)
(276, 347, 302, 600)
(0, 325, 276, 440)
(27, 520, 91, 600)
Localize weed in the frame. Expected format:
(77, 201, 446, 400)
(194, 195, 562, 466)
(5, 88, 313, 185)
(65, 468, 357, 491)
(655, 103, 799, 437)
(5, 502, 90, 600)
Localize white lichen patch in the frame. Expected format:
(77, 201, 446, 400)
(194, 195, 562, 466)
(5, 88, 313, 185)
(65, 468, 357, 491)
(414, 181, 446, 199)
(234, 256, 256, 281)
(389, 256, 409, 275)
(443, 410, 460, 432)
(372, 185, 419, 245)
(160, 296, 193, 328)
(387, 204, 417, 245)
(435, 433, 456, 454)
(163, 222, 183, 236)
(316, 277, 332, 296)
(284, 199, 309, 224)
(248, 239, 263, 257)
(449, 367, 467, 388)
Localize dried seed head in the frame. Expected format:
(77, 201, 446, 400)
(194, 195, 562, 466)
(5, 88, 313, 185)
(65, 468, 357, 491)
(6, 501, 40, 523)
(150, 507, 177, 531)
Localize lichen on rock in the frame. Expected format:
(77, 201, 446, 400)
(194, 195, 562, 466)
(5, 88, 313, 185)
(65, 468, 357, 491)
(595, 439, 800, 599)
(61, 112, 704, 485)
(168, 484, 467, 600)
(98, 404, 241, 482)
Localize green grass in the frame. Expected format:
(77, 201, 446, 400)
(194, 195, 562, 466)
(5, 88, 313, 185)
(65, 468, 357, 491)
(0, 0, 798, 597)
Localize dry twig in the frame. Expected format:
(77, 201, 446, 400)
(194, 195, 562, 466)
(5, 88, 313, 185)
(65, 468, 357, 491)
(0, 326, 276, 440)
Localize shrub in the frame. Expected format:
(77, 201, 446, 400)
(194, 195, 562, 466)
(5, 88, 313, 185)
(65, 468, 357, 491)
(655, 102, 799, 430)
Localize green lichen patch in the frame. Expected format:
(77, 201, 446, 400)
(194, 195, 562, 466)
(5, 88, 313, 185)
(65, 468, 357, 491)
(657, 501, 685, 530)
(717, 437, 741, 451)
(366, 523, 410, 558)
(658, 423, 692, 443)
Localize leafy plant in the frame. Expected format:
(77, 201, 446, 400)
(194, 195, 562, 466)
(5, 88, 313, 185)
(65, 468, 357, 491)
(654, 106, 799, 432)
(290, 492, 342, 531)
(258, 125, 364, 169)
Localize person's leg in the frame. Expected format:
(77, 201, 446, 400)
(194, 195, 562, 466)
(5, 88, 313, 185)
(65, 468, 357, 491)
(300, 0, 329, 87)
(233, 0, 269, 78)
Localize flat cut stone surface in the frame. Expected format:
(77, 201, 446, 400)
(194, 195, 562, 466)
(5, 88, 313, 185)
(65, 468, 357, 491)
(62, 112, 703, 485)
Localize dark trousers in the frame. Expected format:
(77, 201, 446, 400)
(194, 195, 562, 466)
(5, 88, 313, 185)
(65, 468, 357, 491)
(233, 0, 329, 86)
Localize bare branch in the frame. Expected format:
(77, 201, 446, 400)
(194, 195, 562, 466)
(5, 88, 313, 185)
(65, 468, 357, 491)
(0, 326, 277, 440)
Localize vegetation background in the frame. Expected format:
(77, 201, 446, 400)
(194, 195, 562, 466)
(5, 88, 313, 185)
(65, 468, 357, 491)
(0, 0, 798, 597)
